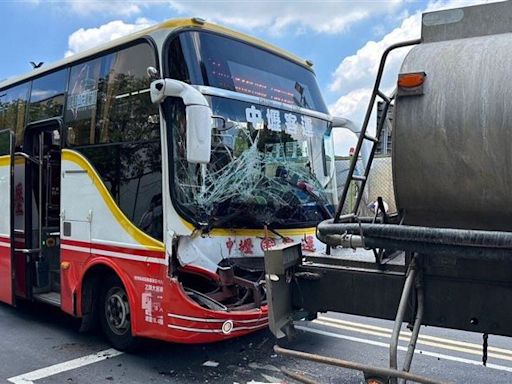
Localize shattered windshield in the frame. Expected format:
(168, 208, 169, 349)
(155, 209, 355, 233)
(167, 96, 335, 229)
(165, 30, 335, 229)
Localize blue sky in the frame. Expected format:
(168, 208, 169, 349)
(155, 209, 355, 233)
(0, 0, 490, 153)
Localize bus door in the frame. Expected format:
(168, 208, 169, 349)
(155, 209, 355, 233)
(15, 119, 62, 305)
(0, 129, 15, 305)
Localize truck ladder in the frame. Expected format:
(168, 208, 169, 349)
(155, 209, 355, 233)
(334, 39, 421, 223)
(269, 40, 450, 384)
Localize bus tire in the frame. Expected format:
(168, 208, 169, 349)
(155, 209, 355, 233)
(99, 275, 139, 351)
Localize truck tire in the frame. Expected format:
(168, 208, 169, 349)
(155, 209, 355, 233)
(99, 275, 139, 351)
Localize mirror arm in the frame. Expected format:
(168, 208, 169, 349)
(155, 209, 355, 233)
(150, 79, 213, 165)
(330, 116, 360, 135)
(150, 79, 209, 107)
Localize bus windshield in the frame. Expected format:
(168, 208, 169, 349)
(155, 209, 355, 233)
(167, 31, 335, 229)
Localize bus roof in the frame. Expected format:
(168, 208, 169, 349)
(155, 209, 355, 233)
(0, 18, 312, 90)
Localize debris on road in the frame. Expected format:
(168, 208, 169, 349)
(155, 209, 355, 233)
(202, 360, 220, 368)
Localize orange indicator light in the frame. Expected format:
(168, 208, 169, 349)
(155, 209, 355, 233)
(398, 72, 426, 88)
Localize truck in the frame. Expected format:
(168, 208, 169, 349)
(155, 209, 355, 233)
(264, 2, 512, 383)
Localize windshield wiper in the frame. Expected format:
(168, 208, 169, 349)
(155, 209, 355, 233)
(202, 205, 290, 239)
(265, 225, 287, 240)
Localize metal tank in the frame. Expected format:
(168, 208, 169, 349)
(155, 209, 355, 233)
(393, 2, 512, 231)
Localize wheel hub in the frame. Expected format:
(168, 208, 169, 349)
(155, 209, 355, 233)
(105, 288, 130, 335)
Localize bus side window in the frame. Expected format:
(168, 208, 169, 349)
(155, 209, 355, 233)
(0, 83, 30, 150)
(65, 57, 103, 146)
(28, 69, 67, 124)
(99, 42, 159, 144)
(65, 41, 163, 241)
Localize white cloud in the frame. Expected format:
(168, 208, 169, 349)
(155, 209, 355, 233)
(329, 0, 493, 130)
(38, 0, 405, 31)
(329, 11, 420, 95)
(331, 87, 373, 121)
(65, 18, 155, 57)
(333, 129, 358, 159)
(168, 0, 404, 35)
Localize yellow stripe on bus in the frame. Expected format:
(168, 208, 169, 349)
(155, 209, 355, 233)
(0, 158, 22, 166)
(62, 149, 164, 251)
(210, 226, 316, 238)
(178, 215, 317, 237)
(0, 155, 9, 167)
(0, 155, 29, 166)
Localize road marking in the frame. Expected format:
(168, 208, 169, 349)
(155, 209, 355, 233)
(317, 315, 512, 356)
(314, 316, 512, 362)
(7, 348, 123, 384)
(296, 324, 512, 374)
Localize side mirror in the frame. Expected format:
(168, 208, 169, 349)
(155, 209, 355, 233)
(330, 116, 359, 135)
(150, 79, 212, 164)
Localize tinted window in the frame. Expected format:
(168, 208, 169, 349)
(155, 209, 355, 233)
(65, 56, 107, 146)
(65, 41, 162, 240)
(65, 43, 159, 146)
(99, 43, 159, 144)
(0, 83, 30, 149)
(172, 31, 328, 113)
(78, 141, 162, 240)
(0, 131, 11, 156)
(29, 69, 67, 123)
(167, 35, 194, 83)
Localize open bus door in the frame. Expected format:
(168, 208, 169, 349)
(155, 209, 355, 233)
(14, 118, 62, 305)
(0, 129, 15, 305)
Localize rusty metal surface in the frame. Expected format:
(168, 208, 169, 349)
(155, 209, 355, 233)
(274, 345, 449, 384)
(393, 32, 512, 230)
(280, 366, 320, 384)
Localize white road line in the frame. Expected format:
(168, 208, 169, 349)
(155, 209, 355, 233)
(296, 324, 512, 374)
(317, 315, 512, 356)
(313, 319, 512, 362)
(7, 348, 123, 384)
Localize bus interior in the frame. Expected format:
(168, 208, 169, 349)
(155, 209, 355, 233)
(16, 119, 62, 305)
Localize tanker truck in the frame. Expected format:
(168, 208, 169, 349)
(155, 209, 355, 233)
(264, 2, 512, 383)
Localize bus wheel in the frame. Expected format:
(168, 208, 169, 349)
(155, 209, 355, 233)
(100, 275, 139, 351)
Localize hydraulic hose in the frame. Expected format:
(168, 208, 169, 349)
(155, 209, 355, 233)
(317, 220, 512, 260)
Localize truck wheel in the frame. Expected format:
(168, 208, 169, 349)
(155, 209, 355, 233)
(100, 275, 139, 351)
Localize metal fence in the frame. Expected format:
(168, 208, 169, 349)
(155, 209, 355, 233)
(335, 155, 396, 216)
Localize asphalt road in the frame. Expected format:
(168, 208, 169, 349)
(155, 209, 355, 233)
(1, 301, 511, 384)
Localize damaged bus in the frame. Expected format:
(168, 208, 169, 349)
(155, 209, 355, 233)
(0, 18, 338, 349)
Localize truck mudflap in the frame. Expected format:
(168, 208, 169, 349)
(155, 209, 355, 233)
(263, 243, 302, 339)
